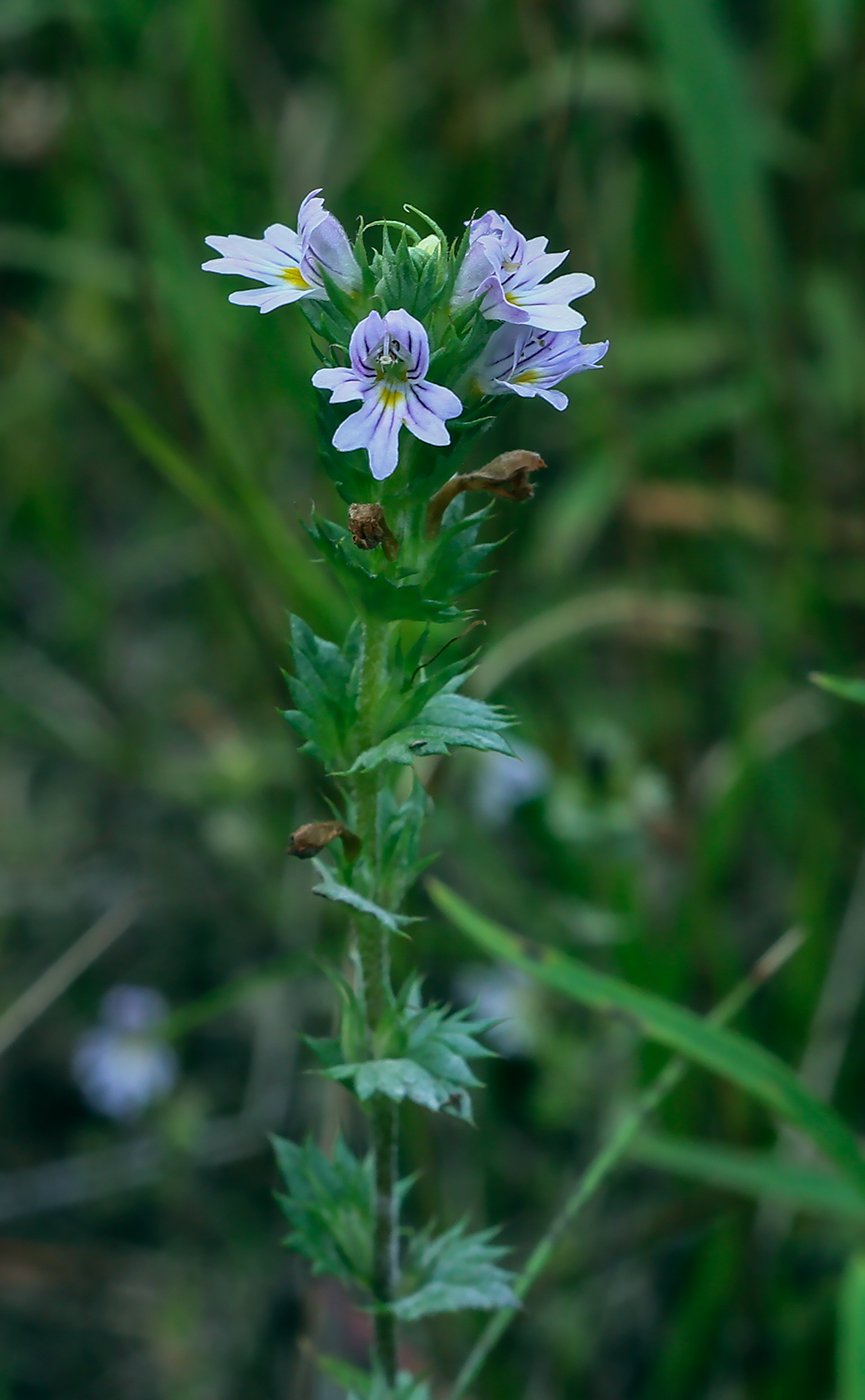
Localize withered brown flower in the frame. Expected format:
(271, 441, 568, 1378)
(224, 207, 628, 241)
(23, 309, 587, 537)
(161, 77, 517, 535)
(426, 450, 546, 537)
(287, 821, 360, 861)
(347, 503, 400, 561)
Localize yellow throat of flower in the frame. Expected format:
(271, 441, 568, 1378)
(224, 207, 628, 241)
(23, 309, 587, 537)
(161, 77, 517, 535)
(280, 267, 311, 289)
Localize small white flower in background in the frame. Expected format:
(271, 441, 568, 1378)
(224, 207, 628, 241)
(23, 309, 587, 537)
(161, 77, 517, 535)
(473, 740, 551, 827)
(73, 985, 177, 1122)
(454, 965, 535, 1057)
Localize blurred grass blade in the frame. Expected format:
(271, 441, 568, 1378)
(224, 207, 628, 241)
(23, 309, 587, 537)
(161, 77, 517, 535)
(640, 0, 777, 335)
(811, 673, 865, 706)
(839, 1255, 865, 1400)
(470, 589, 748, 698)
(527, 448, 633, 579)
(633, 1132, 865, 1225)
(87, 378, 341, 633)
(162, 953, 308, 1041)
(428, 880, 865, 1198)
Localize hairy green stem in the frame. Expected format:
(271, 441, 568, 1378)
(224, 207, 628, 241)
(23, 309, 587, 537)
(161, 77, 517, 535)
(354, 613, 399, 1382)
(446, 927, 803, 1400)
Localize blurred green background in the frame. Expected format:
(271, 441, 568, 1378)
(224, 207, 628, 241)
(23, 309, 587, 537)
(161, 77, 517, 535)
(1, 0, 865, 1395)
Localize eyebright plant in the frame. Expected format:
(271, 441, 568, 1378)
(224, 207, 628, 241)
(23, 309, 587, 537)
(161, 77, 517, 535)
(203, 192, 607, 1394)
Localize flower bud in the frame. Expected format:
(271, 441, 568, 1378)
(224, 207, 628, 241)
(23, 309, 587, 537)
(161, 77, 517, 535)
(426, 450, 546, 537)
(287, 821, 361, 861)
(347, 503, 400, 561)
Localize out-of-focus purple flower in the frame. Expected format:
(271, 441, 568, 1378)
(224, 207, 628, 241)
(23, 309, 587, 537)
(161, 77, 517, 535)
(473, 740, 551, 827)
(452, 210, 594, 332)
(454, 966, 535, 1057)
(72, 985, 177, 1122)
(202, 189, 360, 314)
(312, 308, 462, 480)
(472, 323, 608, 410)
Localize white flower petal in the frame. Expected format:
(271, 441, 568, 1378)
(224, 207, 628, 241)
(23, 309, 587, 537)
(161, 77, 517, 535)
(228, 286, 310, 313)
(311, 366, 365, 403)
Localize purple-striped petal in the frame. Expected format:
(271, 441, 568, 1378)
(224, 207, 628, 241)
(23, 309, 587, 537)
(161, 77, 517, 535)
(262, 223, 302, 260)
(228, 286, 311, 313)
(403, 385, 453, 446)
(349, 310, 387, 377)
(412, 379, 462, 427)
(332, 388, 406, 481)
(382, 309, 429, 380)
(311, 367, 365, 403)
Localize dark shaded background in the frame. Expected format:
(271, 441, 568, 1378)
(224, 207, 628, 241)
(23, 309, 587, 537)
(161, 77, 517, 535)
(1, 0, 865, 1395)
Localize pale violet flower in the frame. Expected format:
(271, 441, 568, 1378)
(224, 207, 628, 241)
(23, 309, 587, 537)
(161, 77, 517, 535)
(202, 189, 360, 314)
(454, 966, 535, 1057)
(73, 985, 177, 1122)
(452, 210, 594, 332)
(474, 740, 551, 827)
(312, 308, 462, 481)
(472, 323, 608, 410)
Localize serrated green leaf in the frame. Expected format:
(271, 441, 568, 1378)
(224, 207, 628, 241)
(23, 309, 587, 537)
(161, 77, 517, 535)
(272, 1135, 375, 1286)
(282, 615, 358, 768)
(421, 497, 498, 602)
(319, 1357, 430, 1400)
(632, 1132, 865, 1225)
(330, 1056, 455, 1110)
(348, 678, 514, 773)
(394, 1221, 517, 1320)
(428, 880, 865, 1199)
(811, 672, 865, 706)
(377, 779, 436, 911)
(310, 858, 417, 934)
(327, 993, 496, 1121)
(337, 1366, 430, 1400)
(307, 515, 462, 623)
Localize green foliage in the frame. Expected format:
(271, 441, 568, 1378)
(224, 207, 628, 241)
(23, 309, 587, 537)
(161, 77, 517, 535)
(376, 780, 436, 911)
(395, 1221, 517, 1320)
(306, 515, 463, 624)
(348, 678, 514, 773)
(333, 1365, 429, 1400)
(633, 1132, 865, 1226)
(428, 880, 865, 1198)
(839, 1255, 865, 1400)
(273, 1135, 377, 1287)
(323, 978, 497, 1122)
(282, 615, 360, 770)
(420, 498, 499, 602)
(811, 673, 865, 706)
(310, 858, 418, 935)
(7, 0, 865, 1392)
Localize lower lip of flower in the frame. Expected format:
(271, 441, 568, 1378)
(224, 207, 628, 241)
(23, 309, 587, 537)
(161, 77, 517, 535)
(280, 267, 311, 289)
(377, 385, 406, 411)
(513, 370, 540, 384)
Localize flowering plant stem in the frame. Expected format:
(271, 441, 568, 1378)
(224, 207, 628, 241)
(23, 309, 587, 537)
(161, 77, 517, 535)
(446, 926, 804, 1400)
(356, 614, 399, 1382)
(204, 191, 608, 1400)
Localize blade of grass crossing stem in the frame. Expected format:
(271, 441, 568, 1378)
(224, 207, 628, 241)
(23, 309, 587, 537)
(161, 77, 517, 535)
(445, 924, 804, 1400)
(639, 0, 777, 338)
(427, 881, 865, 1198)
(632, 1133, 865, 1226)
(839, 1255, 865, 1400)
